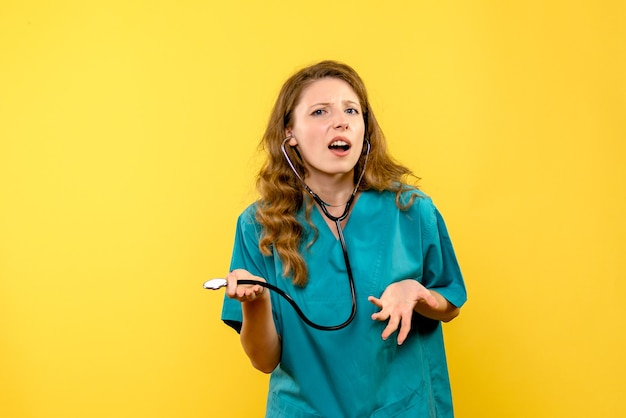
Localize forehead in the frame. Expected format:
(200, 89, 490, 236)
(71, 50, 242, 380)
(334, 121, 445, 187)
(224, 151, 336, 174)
(297, 77, 360, 105)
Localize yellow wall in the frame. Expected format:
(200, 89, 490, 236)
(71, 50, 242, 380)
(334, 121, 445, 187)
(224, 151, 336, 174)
(1, 1, 624, 417)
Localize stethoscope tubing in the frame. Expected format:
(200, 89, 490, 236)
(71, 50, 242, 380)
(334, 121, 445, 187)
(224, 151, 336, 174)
(236, 278, 355, 331)
(218, 137, 371, 331)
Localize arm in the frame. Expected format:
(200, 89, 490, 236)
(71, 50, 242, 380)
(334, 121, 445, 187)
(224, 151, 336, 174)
(226, 269, 281, 373)
(414, 287, 460, 323)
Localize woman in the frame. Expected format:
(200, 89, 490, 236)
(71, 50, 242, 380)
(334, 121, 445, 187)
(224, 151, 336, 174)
(221, 60, 467, 417)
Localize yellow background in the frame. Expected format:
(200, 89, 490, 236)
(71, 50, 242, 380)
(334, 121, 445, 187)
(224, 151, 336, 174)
(1, 1, 624, 417)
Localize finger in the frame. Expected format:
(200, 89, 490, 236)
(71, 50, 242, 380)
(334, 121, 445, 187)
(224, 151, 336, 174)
(369, 297, 389, 321)
(225, 271, 238, 298)
(381, 314, 401, 341)
(249, 285, 264, 299)
(254, 284, 265, 297)
(396, 312, 413, 345)
(237, 284, 264, 302)
(237, 279, 255, 299)
(371, 311, 387, 321)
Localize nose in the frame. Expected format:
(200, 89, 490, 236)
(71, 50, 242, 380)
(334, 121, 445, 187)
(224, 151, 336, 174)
(334, 115, 349, 130)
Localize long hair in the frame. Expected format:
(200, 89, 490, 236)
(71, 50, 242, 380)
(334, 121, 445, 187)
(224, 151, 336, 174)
(255, 60, 417, 286)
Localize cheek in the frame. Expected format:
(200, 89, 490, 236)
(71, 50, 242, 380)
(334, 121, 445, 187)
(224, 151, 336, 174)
(353, 143, 365, 159)
(293, 122, 326, 142)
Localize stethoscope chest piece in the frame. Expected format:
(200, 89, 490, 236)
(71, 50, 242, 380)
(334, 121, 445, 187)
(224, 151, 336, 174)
(204, 278, 228, 290)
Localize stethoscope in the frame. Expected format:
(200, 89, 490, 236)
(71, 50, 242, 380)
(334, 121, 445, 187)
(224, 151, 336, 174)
(204, 136, 370, 331)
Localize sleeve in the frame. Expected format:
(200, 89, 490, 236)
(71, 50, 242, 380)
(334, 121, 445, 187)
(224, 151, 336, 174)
(220, 205, 277, 333)
(418, 197, 467, 309)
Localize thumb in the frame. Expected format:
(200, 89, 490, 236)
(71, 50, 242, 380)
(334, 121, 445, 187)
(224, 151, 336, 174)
(368, 296, 382, 309)
(421, 293, 439, 309)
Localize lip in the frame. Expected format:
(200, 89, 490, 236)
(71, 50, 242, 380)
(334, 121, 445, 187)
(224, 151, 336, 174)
(327, 136, 352, 148)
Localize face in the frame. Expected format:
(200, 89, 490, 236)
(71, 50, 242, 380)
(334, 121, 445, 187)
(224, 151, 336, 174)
(286, 77, 365, 186)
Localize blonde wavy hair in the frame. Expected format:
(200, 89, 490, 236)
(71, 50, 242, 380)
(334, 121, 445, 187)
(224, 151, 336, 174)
(256, 60, 418, 286)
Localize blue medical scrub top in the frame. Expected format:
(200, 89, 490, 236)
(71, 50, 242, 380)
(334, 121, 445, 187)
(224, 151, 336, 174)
(222, 189, 467, 418)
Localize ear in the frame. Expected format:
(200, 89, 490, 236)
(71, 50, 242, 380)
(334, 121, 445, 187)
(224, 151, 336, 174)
(285, 130, 298, 146)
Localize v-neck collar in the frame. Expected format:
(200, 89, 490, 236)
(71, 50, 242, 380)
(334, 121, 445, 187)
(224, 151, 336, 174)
(312, 191, 365, 241)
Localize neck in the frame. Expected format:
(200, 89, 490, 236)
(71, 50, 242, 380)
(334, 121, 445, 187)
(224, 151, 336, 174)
(304, 174, 355, 208)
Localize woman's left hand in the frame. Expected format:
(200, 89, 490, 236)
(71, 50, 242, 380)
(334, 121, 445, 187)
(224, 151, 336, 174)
(368, 279, 439, 345)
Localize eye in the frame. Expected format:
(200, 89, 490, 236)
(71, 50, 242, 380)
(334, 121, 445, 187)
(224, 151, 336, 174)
(345, 108, 360, 115)
(311, 109, 326, 116)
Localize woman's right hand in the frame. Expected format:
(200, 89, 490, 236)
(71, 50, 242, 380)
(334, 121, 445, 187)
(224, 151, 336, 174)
(225, 269, 268, 303)
(226, 269, 280, 373)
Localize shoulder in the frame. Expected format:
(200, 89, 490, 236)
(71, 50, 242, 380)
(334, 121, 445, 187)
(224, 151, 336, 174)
(359, 187, 434, 210)
(388, 187, 440, 233)
(397, 186, 429, 206)
(238, 202, 259, 223)
(369, 186, 434, 211)
(234, 202, 263, 239)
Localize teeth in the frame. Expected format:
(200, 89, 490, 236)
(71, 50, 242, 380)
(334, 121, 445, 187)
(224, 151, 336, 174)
(330, 140, 349, 147)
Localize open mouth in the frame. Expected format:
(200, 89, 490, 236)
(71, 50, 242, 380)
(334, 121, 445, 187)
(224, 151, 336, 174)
(329, 140, 351, 152)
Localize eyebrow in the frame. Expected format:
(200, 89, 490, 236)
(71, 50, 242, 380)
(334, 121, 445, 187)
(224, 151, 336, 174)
(309, 100, 361, 108)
